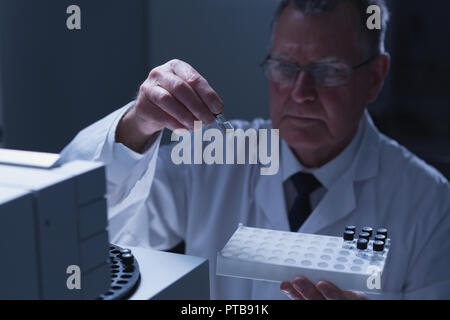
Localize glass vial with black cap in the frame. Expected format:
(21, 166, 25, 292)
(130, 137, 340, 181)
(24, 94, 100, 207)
(372, 240, 385, 261)
(343, 230, 355, 249)
(356, 238, 369, 258)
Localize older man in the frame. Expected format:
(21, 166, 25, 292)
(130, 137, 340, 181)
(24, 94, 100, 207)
(61, 0, 450, 299)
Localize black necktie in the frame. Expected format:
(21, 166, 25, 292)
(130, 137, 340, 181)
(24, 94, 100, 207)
(288, 172, 322, 232)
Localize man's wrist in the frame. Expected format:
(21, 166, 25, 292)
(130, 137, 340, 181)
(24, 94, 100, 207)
(115, 106, 160, 154)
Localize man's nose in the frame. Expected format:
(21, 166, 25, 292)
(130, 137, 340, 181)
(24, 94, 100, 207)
(290, 71, 317, 104)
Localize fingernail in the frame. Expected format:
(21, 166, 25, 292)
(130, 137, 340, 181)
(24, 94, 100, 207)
(316, 282, 331, 296)
(292, 278, 306, 291)
(281, 290, 290, 297)
(211, 101, 222, 113)
(318, 286, 330, 296)
(280, 282, 290, 291)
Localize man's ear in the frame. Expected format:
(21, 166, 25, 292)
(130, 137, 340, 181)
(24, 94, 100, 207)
(367, 53, 391, 103)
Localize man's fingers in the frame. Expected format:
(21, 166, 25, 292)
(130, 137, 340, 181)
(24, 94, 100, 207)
(283, 277, 368, 301)
(291, 277, 325, 300)
(169, 59, 224, 115)
(143, 83, 198, 130)
(136, 92, 188, 132)
(316, 281, 369, 300)
(134, 59, 226, 136)
(343, 290, 369, 300)
(280, 282, 305, 300)
(315, 281, 346, 300)
(150, 69, 216, 125)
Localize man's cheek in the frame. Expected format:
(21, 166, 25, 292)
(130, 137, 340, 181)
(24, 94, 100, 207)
(270, 100, 289, 125)
(319, 97, 349, 127)
(328, 115, 354, 140)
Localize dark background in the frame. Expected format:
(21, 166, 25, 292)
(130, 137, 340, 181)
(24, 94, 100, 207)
(0, 0, 449, 177)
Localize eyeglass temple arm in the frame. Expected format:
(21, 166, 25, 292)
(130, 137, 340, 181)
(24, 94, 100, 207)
(351, 55, 378, 70)
(260, 54, 271, 67)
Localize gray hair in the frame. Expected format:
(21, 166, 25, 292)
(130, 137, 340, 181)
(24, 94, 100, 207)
(271, 0, 390, 56)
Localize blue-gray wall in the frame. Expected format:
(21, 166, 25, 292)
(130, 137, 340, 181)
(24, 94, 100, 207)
(0, 0, 149, 152)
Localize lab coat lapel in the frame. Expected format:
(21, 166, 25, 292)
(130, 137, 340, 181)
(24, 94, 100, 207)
(254, 165, 290, 231)
(299, 112, 381, 234)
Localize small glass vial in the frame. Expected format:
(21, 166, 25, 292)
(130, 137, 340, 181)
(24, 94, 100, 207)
(356, 238, 369, 258)
(343, 230, 355, 249)
(372, 240, 385, 261)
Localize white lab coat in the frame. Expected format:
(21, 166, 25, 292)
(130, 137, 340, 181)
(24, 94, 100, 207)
(60, 101, 450, 300)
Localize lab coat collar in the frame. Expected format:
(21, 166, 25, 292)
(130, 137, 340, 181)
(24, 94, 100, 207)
(255, 110, 380, 233)
(352, 111, 381, 182)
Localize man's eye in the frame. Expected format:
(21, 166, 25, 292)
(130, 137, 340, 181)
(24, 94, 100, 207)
(278, 63, 297, 77)
(316, 65, 340, 76)
(275, 62, 297, 75)
(316, 65, 345, 77)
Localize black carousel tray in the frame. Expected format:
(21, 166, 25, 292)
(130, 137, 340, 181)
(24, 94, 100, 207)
(98, 244, 141, 300)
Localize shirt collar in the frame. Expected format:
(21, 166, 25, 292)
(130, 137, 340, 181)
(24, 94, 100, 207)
(281, 114, 366, 189)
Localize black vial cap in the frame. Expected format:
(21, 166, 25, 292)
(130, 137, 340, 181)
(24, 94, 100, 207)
(377, 228, 388, 238)
(119, 248, 131, 255)
(345, 226, 356, 233)
(373, 240, 385, 252)
(357, 238, 368, 250)
(359, 232, 370, 241)
(375, 234, 386, 243)
(120, 253, 134, 265)
(343, 230, 355, 241)
(362, 227, 373, 237)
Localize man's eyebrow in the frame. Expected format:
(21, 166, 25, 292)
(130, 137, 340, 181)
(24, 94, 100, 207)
(271, 54, 345, 65)
(314, 56, 342, 64)
(272, 53, 295, 62)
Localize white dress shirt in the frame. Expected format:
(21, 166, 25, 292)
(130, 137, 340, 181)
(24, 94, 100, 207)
(282, 116, 364, 212)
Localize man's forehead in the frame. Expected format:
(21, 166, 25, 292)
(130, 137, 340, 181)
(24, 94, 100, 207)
(271, 3, 363, 63)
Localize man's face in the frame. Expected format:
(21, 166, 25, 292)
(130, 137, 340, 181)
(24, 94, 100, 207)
(269, 3, 375, 158)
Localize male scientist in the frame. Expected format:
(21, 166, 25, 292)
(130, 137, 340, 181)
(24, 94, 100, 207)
(61, 0, 450, 300)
